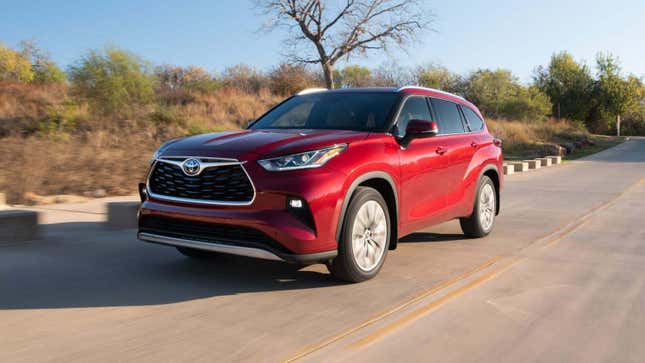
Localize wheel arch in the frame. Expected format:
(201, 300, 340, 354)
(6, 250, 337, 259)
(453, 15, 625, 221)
(336, 171, 400, 250)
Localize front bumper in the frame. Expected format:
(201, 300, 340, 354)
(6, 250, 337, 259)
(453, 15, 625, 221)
(138, 159, 348, 260)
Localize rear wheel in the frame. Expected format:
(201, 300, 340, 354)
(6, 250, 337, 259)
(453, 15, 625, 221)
(460, 175, 496, 237)
(176, 246, 218, 259)
(327, 187, 390, 283)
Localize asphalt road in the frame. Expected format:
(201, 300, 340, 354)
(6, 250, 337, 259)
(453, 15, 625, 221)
(1, 137, 644, 362)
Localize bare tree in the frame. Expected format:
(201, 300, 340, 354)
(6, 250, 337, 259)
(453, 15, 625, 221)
(256, 0, 431, 89)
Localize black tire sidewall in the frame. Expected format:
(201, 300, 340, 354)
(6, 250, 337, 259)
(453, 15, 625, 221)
(339, 187, 391, 281)
(474, 176, 495, 235)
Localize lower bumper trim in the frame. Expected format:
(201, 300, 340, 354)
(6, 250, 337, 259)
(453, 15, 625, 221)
(137, 232, 337, 264)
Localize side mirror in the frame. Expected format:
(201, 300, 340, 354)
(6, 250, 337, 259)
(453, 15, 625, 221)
(399, 119, 438, 147)
(406, 119, 439, 138)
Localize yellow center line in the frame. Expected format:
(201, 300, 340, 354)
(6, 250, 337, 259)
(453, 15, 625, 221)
(282, 255, 504, 363)
(284, 176, 645, 362)
(545, 177, 644, 247)
(348, 257, 523, 350)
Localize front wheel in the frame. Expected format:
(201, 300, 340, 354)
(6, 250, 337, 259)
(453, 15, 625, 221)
(327, 187, 390, 283)
(460, 175, 496, 238)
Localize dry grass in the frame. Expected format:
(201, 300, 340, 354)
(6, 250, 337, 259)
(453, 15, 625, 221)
(0, 85, 283, 204)
(0, 82, 609, 204)
(487, 118, 589, 157)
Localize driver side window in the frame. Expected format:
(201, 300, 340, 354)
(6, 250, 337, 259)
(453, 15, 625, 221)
(395, 97, 432, 138)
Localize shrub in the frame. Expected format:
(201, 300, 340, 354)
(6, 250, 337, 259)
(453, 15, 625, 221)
(268, 63, 320, 95)
(19, 40, 66, 84)
(155, 64, 219, 104)
(415, 65, 465, 94)
(68, 46, 155, 115)
(336, 65, 372, 88)
(220, 64, 267, 93)
(0, 43, 34, 82)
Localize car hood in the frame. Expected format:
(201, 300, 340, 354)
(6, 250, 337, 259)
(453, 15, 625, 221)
(160, 129, 369, 160)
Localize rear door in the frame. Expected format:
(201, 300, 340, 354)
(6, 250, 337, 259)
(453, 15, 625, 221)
(397, 96, 452, 234)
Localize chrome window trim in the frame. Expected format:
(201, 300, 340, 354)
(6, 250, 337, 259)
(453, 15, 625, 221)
(146, 156, 257, 206)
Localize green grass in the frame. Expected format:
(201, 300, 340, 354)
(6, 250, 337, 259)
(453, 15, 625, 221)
(564, 135, 626, 160)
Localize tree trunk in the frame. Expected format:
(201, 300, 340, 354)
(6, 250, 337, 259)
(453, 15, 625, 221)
(321, 62, 335, 89)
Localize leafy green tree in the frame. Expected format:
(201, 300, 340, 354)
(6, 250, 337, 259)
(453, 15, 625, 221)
(19, 40, 66, 84)
(534, 51, 593, 121)
(416, 65, 465, 94)
(465, 69, 550, 121)
(500, 86, 552, 121)
(336, 65, 372, 88)
(592, 53, 642, 133)
(0, 43, 34, 82)
(68, 46, 155, 114)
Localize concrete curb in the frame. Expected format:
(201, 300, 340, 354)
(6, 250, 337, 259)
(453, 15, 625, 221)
(524, 160, 542, 170)
(548, 156, 562, 165)
(107, 202, 140, 229)
(503, 165, 515, 175)
(0, 210, 39, 242)
(536, 157, 552, 167)
(508, 161, 529, 172)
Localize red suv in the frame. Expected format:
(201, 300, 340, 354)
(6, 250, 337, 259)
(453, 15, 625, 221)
(138, 87, 503, 282)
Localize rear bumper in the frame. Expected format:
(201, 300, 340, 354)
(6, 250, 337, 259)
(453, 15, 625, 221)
(138, 232, 337, 263)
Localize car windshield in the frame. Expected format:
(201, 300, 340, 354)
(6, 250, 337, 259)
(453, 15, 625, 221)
(250, 92, 400, 132)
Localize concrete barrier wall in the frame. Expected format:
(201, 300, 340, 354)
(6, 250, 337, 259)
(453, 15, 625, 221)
(107, 202, 140, 229)
(0, 210, 39, 242)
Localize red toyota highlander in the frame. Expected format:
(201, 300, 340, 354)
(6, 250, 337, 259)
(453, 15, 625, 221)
(138, 86, 503, 282)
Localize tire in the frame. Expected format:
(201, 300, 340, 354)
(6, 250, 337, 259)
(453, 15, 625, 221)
(176, 246, 218, 259)
(327, 187, 391, 283)
(460, 175, 496, 238)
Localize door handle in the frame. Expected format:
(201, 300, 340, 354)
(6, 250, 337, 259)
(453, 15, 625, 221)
(471, 141, 479, 148)
(435, 146, 447, 155)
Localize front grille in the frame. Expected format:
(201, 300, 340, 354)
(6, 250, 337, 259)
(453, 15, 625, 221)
(139, 215, 290, 254)
(148, 161, 254, 203)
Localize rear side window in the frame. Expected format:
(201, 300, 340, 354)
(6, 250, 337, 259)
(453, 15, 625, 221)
(430, 98, 465, 134)
(461, 106, 485, 131)
(395, 96, 432, 138)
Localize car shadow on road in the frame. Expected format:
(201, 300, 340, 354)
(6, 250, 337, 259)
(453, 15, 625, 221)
(0, 222, 346, 310)
(398, 232, 468, 244)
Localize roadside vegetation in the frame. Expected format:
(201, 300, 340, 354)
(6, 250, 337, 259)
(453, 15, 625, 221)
(0, 40, 643, 204)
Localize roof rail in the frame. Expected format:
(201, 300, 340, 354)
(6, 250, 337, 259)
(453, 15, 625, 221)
(396, 85, 465, 100)
(297, 88, 328, 95)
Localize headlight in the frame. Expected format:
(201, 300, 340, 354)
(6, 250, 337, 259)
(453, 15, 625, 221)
(257, 145, 347, 171)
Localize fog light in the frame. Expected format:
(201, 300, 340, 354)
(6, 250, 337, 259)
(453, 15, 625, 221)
(289, 198, 303, 208)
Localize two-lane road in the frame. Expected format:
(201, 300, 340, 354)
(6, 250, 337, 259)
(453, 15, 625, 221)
(1, 138, 644, 362)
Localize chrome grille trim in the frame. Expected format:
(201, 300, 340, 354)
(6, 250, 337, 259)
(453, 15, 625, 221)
(146, 156, 257, 206)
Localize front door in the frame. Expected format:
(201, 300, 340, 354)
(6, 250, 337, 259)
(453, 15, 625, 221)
(396, 96, 453, 235)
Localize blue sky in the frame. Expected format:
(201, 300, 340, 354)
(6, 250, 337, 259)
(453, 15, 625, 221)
(2, 0, 644, 81)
